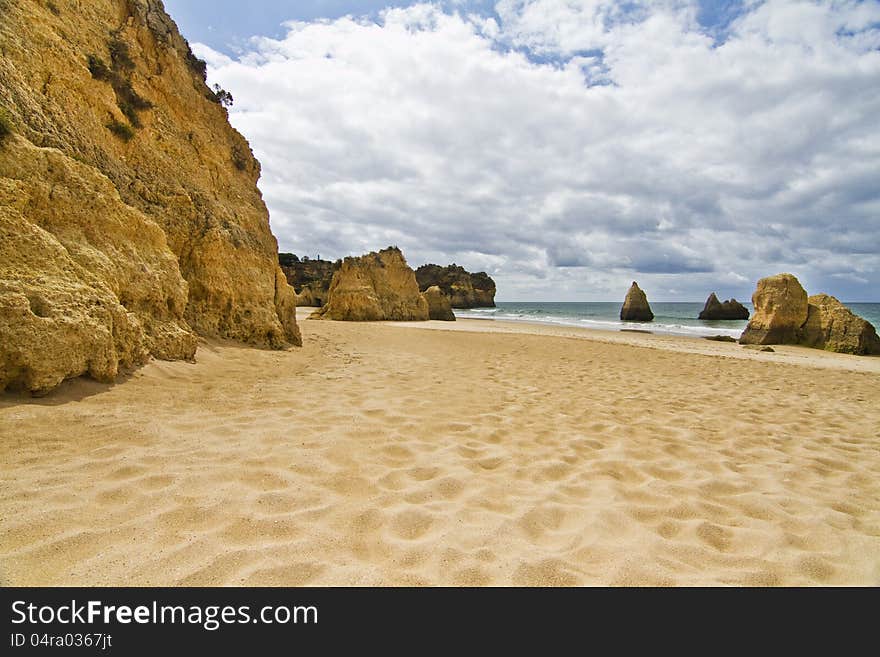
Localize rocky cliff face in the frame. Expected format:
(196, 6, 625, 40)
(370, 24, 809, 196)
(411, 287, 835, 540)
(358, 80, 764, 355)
(620, 282, 654, 321)
(0, 0, 299, 393)
(278, 254, 337, 307)
(739, 274, 807, 345)
(698, 293, 749, 320)
(312, 247, 429, 321)
(415, 264, 496, 308)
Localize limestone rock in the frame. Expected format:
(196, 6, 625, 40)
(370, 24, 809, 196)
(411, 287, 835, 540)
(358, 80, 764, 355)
(739, 274, 807, 345)
(698, 293, 749, 320)
(0, 0, 299, 393)
(620, 282, 654, 321)
(294, 288, 321, 307)
(415, 264, 496, 308)
(801, 294, 880, 355)
(739, 274, 878, 355)
(421, 286, 456, 321)
(0, 136, 197, 393)
(279, 254, 337, 307)
(312, 247, 429, 321)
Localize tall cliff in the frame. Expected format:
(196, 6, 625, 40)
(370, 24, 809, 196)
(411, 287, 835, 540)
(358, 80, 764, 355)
(414, 264, 496, 308)
(0, 0, 300, 393)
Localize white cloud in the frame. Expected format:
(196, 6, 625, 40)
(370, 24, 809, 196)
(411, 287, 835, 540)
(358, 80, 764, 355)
(193, 0, 880, 301)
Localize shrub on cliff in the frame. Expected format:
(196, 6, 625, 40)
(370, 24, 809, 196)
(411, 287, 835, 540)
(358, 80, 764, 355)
(87, 54, 111, 80)
(106, 118, 134, 142)
(183, 40, 208, 80)
(108, 37, 134, 71)
(0, 109, 12, 139)
(90, 43, 152, 129)
(111, 77, 151, 111)
(211, 84, 234, 107)
(113, 78, 152, 127)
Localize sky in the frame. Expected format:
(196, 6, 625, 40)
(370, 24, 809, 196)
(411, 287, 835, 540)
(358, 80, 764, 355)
(162, 0, 880, 301)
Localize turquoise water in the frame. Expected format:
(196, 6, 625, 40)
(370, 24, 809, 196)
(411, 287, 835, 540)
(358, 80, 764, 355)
(455, 302, 880, 339)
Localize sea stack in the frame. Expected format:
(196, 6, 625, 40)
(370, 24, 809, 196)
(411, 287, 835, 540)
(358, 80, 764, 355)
(421, 286, 456, 321)
(739, 273, 808, 345)
(311, 247, 430, 321)
(620, 282, 654, 321)
(698, 293, 750, 320)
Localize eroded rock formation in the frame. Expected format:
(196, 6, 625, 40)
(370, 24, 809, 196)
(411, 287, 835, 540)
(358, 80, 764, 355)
(620, 282, 654, 321)
(801, 294, 880, 355)
(415, 264, 496, 308)
(698, 293, 749, 320)
(739, 274, 878, 355)
(739, 274, 807, 345)
(0, 0, 299, 393)
(312, 247, 429, 321)
(421, 286, 455, 321)
(279, 254, 337, 307)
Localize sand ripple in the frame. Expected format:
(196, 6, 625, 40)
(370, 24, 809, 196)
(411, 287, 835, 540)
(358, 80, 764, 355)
(1, 312, 879, 585)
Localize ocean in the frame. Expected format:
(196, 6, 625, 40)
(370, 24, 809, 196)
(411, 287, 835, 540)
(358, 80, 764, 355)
(455, 302, 880, 339)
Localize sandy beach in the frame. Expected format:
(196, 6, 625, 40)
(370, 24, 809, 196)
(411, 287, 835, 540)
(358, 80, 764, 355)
(1, 308, 878, 586)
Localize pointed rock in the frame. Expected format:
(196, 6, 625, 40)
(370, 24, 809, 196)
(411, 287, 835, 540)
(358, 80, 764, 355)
(620, 282, 654, 322)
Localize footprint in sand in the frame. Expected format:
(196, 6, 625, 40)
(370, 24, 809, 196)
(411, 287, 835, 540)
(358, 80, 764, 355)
(797, 555, 836, 583)
(220, 517, 301, 544)
(477, 456, 504, 471)
(380, 444, 415, 460)
(655, 520, 683, 539)
(94, 487, 136, 505)
(407, 466, 439, 481)
(432, 477, 465, 500)
(518, 506, 567, 540)
(450, 566, 493, 586)
(512, 559, 580, 586)
(696, 522, 732, 551)
(389, 509, 434, 540)
(107, 465, 149, 481)
(541, 462, 574, 481)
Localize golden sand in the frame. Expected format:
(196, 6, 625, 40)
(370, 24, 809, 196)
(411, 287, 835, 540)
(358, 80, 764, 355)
(1, 308, 878, 586)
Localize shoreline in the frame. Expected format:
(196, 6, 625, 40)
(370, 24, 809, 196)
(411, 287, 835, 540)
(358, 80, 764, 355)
(2, 310, 879, 585)
(378, 311, 880, 374)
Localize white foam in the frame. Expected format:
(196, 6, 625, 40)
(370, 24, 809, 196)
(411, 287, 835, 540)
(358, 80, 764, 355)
(454, 310, 744, 338)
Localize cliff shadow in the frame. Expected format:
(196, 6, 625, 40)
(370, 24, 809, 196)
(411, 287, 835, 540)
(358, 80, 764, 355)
(0, 367, 146, 407)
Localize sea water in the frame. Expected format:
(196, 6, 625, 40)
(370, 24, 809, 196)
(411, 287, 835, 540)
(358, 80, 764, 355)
(455, 302, 880, 339)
